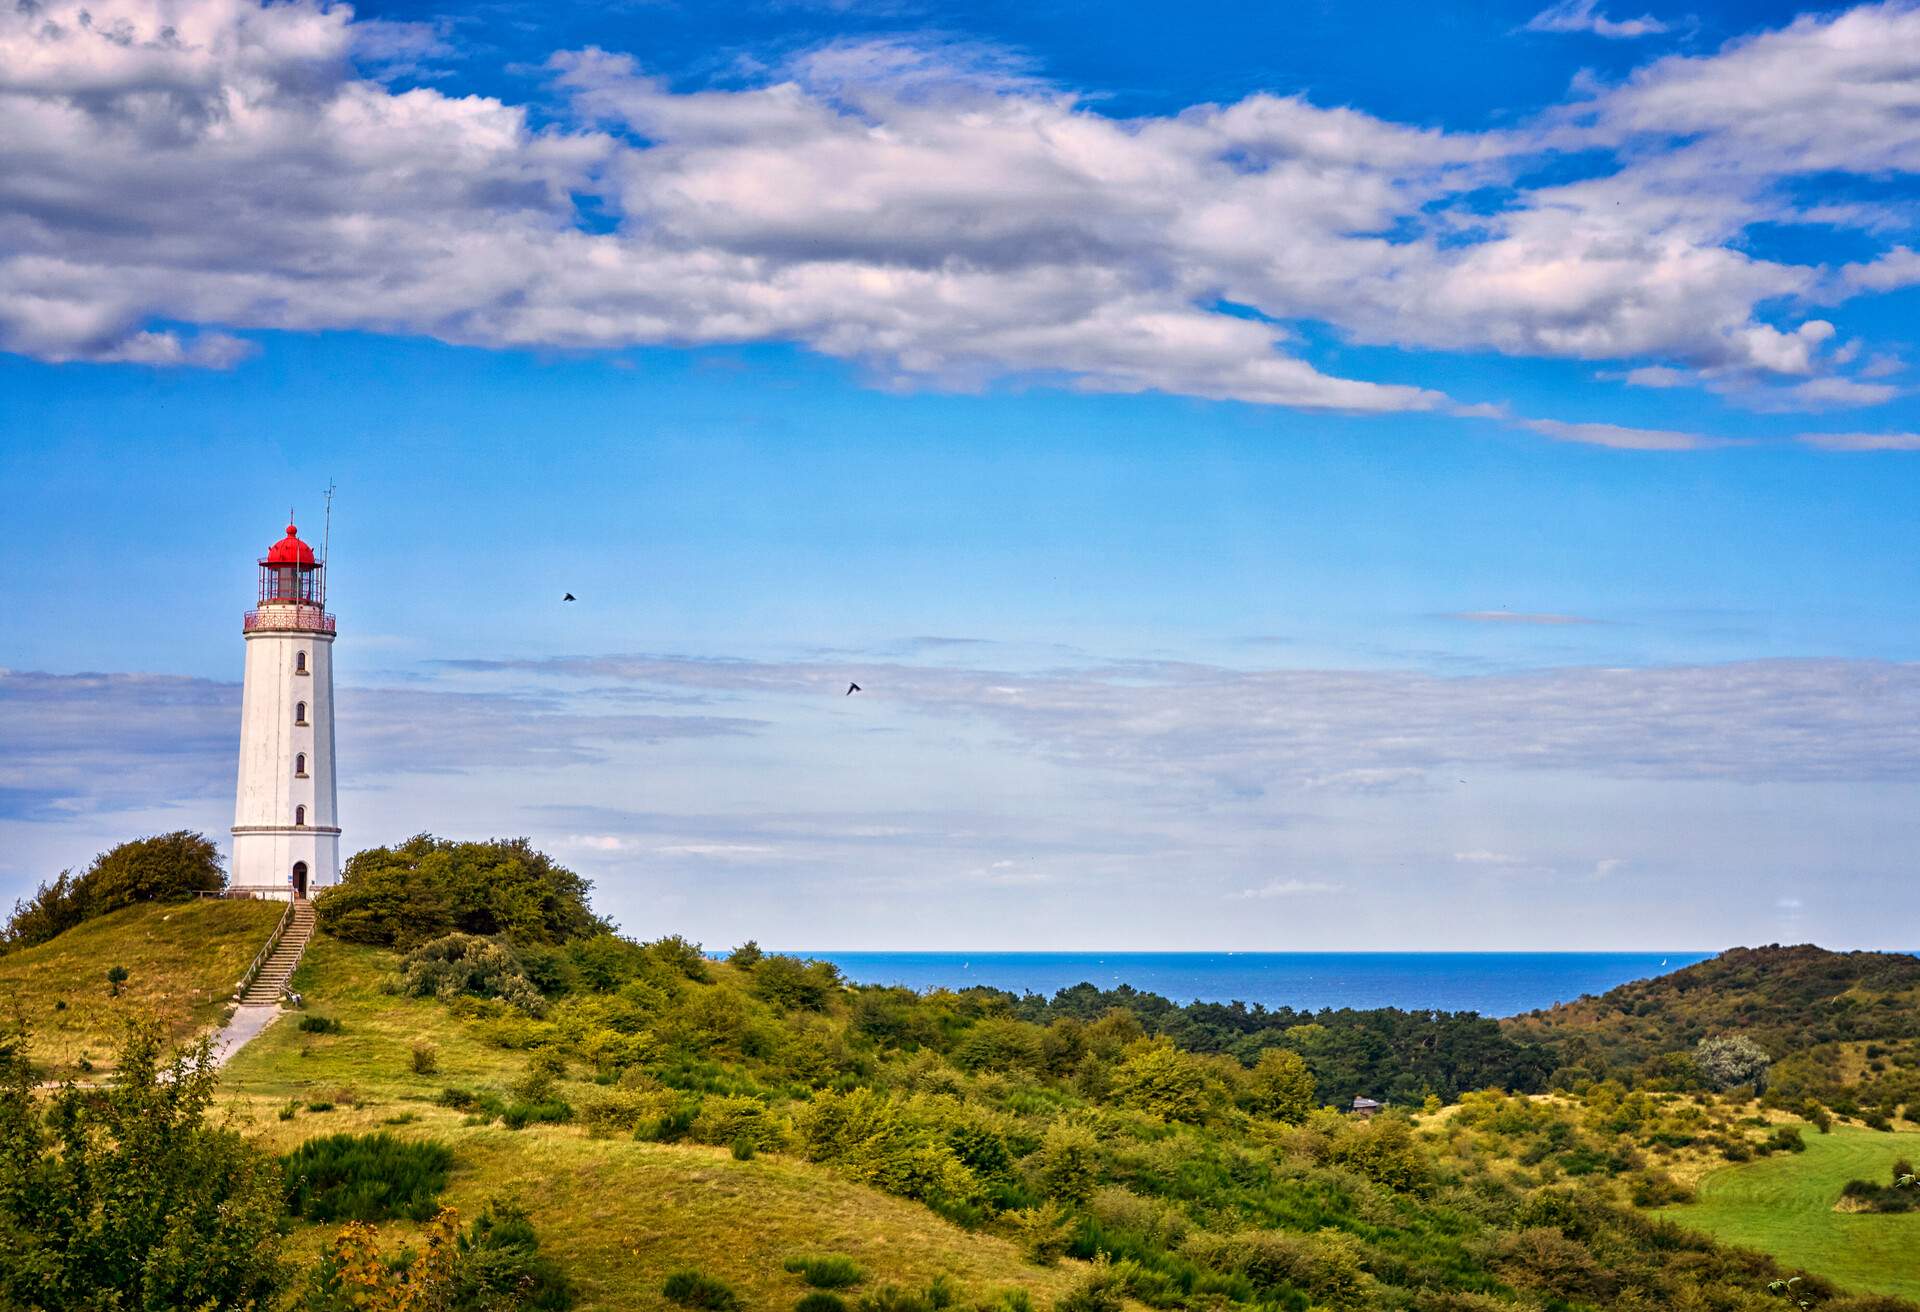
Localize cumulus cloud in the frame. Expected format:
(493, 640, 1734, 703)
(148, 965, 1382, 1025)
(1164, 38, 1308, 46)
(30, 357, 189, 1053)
(0, 0, 1914, 421)
(1526, 0, 1672, 39)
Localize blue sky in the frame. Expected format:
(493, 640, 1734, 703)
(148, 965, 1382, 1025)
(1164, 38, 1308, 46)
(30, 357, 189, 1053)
(2, 0, 1919, 949)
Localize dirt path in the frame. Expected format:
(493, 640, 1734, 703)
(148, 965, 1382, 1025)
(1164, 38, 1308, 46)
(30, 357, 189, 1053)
(210, 1003, 285, 1066)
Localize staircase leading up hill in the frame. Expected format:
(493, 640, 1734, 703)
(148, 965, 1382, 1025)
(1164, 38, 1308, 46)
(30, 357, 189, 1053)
(238, 899, 314, 1005)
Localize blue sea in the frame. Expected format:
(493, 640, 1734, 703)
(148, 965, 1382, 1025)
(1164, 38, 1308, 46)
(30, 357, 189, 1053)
(798, 952, 1715, 1018)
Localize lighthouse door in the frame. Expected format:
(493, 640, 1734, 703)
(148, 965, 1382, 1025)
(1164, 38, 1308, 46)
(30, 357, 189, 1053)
(292, 862, 308, 899)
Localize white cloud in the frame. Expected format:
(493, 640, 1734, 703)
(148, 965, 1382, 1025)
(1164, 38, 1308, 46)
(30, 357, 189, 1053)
(1453, 850, 1525, 865)
(0, 0, 1914, 422)
(1516, 418, 1721, 451)
(1526, 0, 1672, 39)
(1229, 879, 1344, 899)
(1796, 431, 1920, 451)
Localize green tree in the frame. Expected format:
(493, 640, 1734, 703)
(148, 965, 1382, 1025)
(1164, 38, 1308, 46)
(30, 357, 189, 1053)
(1110, 1038, 1212, 1122)
(317, 835, 608, 949)
(1243, 1048, 1317, 1122)
(0, 1020, 288, 1310)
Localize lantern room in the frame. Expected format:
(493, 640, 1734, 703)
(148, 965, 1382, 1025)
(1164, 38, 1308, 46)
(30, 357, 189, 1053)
(259, 523, 325, 607)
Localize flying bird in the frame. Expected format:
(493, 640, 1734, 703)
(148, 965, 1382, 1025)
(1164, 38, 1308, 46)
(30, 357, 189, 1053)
(846, 682, 861, 696)
(563, 593, 576, 602)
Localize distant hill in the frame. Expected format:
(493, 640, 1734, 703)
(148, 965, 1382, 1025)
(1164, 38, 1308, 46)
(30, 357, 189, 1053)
(0, 898, 282, 1076)
(1503, 944, 1920, 1082)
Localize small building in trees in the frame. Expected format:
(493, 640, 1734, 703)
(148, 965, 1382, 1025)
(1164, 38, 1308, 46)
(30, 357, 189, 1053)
(1350, 1096, 1384, 1118)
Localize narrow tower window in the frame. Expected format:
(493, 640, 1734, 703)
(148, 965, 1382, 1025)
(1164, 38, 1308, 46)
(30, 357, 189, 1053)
(295, 651, 308, 674)
(295, 805, 306, 826)
(295, 752, 307, 777)
(295, 701, 307, 725)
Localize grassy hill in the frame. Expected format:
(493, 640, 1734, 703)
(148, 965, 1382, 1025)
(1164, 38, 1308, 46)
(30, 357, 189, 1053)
(1504, 944, 1920, 1092)
(1666, 1126, 1920, 1303)
(214, 936, 1090, 1308)
(0, 897, 283, 1075)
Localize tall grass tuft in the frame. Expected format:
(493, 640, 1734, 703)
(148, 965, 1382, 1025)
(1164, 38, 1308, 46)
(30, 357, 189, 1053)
(281, 1131, 453, 1222)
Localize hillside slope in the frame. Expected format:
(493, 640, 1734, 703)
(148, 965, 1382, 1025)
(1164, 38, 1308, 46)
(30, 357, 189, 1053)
(218, 936, 1084, 1309)
(0, 897, 283, 1075)
(1503, 944, 1920, 1079)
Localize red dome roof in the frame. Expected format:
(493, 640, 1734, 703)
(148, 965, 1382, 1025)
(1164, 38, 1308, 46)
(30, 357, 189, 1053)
(265, 523, 317, 566)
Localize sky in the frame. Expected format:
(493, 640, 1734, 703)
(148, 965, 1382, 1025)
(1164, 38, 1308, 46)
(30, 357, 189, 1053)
(2, 0, 1919, 951)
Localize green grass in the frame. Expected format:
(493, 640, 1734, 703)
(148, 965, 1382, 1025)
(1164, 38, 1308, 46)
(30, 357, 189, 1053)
(1666, 1125, 1920, 1301)
(0, 898, 283, 1075)
(217, 936, 1084, 1310)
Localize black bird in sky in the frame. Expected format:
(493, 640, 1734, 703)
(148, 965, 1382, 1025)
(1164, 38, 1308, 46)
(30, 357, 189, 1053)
(846, 682, 861, 696)
(563, 593, 576, 602)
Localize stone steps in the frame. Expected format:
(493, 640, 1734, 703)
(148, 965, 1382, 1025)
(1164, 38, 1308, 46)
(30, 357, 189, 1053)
(239, 901, 316, 1005)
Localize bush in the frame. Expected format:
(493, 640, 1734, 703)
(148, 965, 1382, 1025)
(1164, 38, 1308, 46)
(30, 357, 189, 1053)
(1694, 1035, 1771, 1094)
(455, 1196, 577, 1310)
(796, 1295, 849, 1312)
(1053, 1259, 1125, 1312)
(411, 1039, 439, 1074)
(663, 1269, 742, 1311)
(299, 1014, 343, 1034)
(784, 1254, 864, 1289)
(316, 834, 607, 949)
(730, 940, 764, 969)
(502, 1099, 573, 1131)
(1766, 1124, 1806, 1154)
(1243, 1048, 1316, 1122)
(2, 831, 224, 951)
(401, 932, 548, 1014)
(1031, 1122, 1100, 1203)
(281, 1131, 453, 1221)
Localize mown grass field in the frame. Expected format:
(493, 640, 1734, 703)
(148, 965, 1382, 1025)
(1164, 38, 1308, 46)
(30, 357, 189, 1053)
(1666, 1125, 1920, 1302)
(0, 898, 283, 1075)
(218, 936, 1084, 1310)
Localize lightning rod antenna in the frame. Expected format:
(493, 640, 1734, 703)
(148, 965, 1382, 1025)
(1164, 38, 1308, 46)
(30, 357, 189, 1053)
(322, 480, 336, 568)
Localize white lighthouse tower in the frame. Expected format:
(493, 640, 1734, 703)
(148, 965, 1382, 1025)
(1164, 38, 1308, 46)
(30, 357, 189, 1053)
(229, 520, 339, 900)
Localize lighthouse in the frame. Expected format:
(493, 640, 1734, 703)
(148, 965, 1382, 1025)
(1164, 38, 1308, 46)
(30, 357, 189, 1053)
(230, 520, 339, 900)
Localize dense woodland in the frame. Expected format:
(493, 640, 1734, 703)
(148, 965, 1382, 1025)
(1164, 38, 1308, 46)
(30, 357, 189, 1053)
(4, 832, 1919, 1312)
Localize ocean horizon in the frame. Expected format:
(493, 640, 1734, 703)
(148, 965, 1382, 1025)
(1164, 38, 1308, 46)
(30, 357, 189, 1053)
(789, 951, 1720, 1018)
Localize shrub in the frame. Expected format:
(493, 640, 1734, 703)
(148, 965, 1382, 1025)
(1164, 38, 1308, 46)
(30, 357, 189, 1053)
(693, 1094, 783, 1150)
(316, 834, 607, 948)
(401, 932, 547, 1014)
(281, 1131, 453, 1222)
(411, 1039, 439, 1074)
(796, 1295, 849, 1312)
(729, 940, 764, 969)
(663, 1269, 742, 1310)
(784, 1254, 864, 1289)
(1031, 1122, 1100, 1203)
(1766, 1124, 1807, 1154)
(753, 954, 842, 1011)
(1013, 1200, 1074, 1265)
(731, 1134, 757, 1161)
(1694, 1035, 1772, 1094)
(502, 1099, 573, 1131)
(455, 1196, 577, 1311)
(854, 1279, 954, 1312)
(1053, 1259, 1125, 1312)
(105, 965, 129, 996)
(299, 1014, 343, 1034)
(578, 1086, 663, 1136)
